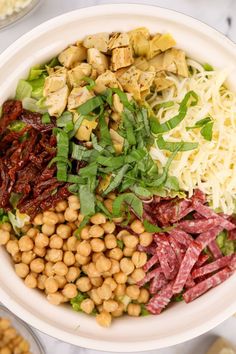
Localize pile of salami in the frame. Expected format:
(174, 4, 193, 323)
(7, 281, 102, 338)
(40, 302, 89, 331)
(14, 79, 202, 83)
(140, 190, 236, 314)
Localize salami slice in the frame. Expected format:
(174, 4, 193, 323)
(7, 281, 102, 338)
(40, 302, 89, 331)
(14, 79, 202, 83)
(168, 229, 193, 248)
(192, 255, 233, 279)
(143, 254, 159, 272)
(137, 267, 162, 287)
(146, 281, 173, 314)
(178, 218, 221, 234)
(193, 200, 236, 231)
(169, 236, 184, 265)
(183, 267, 232, 303)
(173, 241, 202, 294)
(208, 240, 222, 259)
(150, 273, 168, 294)
(185, 275, 196, 289)
(137, 244, 156, 255)
(228, 254, 236, 271)
(156, 243, 173, 280)
(229, 229, 236, 240)
(196, 226, 223, 250)
(155, 234, 178, 279)
(195, 254, 209, 268)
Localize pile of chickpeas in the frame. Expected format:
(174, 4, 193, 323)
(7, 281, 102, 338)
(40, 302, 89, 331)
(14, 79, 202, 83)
(0, 317, 31, 354)
(0, 194, 154, 327)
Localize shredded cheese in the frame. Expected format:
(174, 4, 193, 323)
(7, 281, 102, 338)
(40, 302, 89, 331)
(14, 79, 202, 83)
(150, 60, 236, 214)
(0, 0, 32, 20)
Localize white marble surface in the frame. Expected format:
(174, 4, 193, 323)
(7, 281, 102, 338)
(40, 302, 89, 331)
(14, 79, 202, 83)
(1, 0, 236, 353)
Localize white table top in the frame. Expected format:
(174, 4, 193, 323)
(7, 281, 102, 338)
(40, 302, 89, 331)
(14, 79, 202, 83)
(1, 1, 236, 353)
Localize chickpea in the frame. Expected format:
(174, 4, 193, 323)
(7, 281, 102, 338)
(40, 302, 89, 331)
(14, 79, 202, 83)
(102, 221, 115, 234)
(86, 262, 101, 277)
(0, 318, 10, 330)
(49, 235, 63, 249)
(104, 234, 117, 249)
(96, 311, 112, 327)
(12, 251, 22, 263)
(90, 276, 103, 287)
(114, 271, 127, 284)
(92, 252, 103, 263)
(62, 284, 77, 299)
(108, 247, 123, 261)
(132, 251, 147, 268)
(90, 213, 106, 225)
(30, 258, 45, 273)
(126, 285, 140, 300)
(103, 277, 117, 291)
(4, 327, 17, 340)
(63, 251, 75, 266)
(95, 256, 111, 273)
(103, 300, 118, 313)
(6, 240, 19, 256)
(33, 213, 43, 225)
(103, 199, 113, 213)
(44, 262, 55, 277)
(89, 225, 104, 238)
(66, 267, 80, 283)
(114, 283, 126, 297)
(20, 224, 30, 233)
(42, 211, 59, 226)
(77, 240, 91, 257)
(112, 302, 124, 317)
(56, 224, 72, 239)
(138, 288, 150, 304)
(130, 220, 145, 234)
(41, 223, 55, 236)
(120, 258, 135, 275)
(24, 273, 37, 288)
(80, 298, 94, 314)
(35, 233, 49, 248)
(90, 239, 105, 253)
(37, 274, 47, 290)
(123, 247, 135, 257)
(15, 263, 29, 278)
(57, 213, 65, 223)
(68, 195, 80, 210)
(47, 249, 63, 263)
(18, 236, 33, 252)
(109, 259, 120, 275)
(26, 227, 38, 238)
(21, 251, 35, 265)
(127, 303, 141, 317)
(80, 226, 90, 240)
(139, 232, 153, 247)
(55, 200, 68, 212)
(116, 230, 130, 240)
(0, 230, 10, 245)
(75, 253, 90, 265)
(62, 243, 68, 252)
(47, 292, 66, 305)
(33, 246, 46, 257)
(45, 277, 59, 293)
(90, 289, 102, 305)
(52, 261, 68, 276)
(123, 234, 139, 248)
(66, 236, 78, 251)
(64, 208, 78, 222)
(131, 268, 145, 283)
(53, 275, 67, 289)
(1, 222, 12, 232)
(76, 277, 92, 292)
(97, 284, 112, 300)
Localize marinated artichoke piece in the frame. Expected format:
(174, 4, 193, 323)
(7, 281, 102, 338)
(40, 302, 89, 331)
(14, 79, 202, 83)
(163, 48, 189, 77)
(154, 71, 174, 91)
(129, 27, 150, 57)
(109, 128, 124, 154)
(133, 57, 150, 71)
(117, 66, 141, 100)
(43, 67, 67, 96)
(147, 33, 176, 59)
(94, 70, 120, 94)
(75, 118, 98, 141)
(68, 63, 92, 87)
(139, 68, 155, 92)
(108, 32, 130, 50)
(45, 85, 69, 117)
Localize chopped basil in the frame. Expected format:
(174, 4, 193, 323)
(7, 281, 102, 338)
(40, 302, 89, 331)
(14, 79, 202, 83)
(203, 63, 214, 71)
(117, 239, 124, 250)
(186, 117, 212, 130)
(77, 96, 103, 115)
(103, 165, 129, 195)
(113, 193, 143, 218)
(83, 76, 96, 91)
(156, 136, 199, 152)
(79, 184, 95, 216)
(200, 121, 213, 141)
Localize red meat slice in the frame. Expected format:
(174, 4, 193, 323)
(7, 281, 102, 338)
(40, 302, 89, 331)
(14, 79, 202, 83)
(169, 236, 184, 265)
(195, 254, 210, 268)
(168, 229, 193, 248)
(208, 240, 222, 259)
(150, 273, 168, 294)
(146, 281, 173, 314)
(143, 254, 159, 272)
(196, 226, 223, 250)
(193, 200, 236, 231)
(137, 244, 156, 255)
(183, 267, 232, 303)
(137, 267, 162, 287)
(172, 241, 202, 294)
(155, 234, 178, 279)
(192, 255, 233, 279)
(177, 218, 221, 234)
(185, 275, 196, 289)
(228, 254, 236, 271)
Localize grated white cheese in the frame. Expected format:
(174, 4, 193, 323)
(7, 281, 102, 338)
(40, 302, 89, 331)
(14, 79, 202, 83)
(150, 60, 236, 214)
(0, 0, 32, 20)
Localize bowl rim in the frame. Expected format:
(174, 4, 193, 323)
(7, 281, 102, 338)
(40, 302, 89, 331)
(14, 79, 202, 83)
(1, 4, 236, 352)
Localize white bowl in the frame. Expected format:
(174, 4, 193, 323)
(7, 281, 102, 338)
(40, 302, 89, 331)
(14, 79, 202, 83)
(0, 4, 236, 352)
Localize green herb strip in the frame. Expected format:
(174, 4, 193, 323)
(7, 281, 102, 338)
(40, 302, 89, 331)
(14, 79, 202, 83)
(156, 136, 199, 152)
